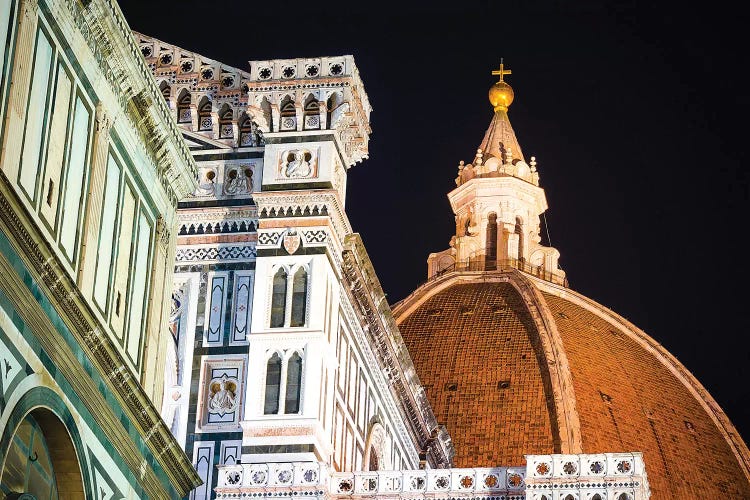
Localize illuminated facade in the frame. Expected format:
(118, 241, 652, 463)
(0, 0, 199, 497)
(1, 0, 741, 497)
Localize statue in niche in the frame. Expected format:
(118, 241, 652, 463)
(281, 150, 313, 178)
(195, 169, 216, 196)
(224, 165, 254, 195)
(208, 375, 237, 415)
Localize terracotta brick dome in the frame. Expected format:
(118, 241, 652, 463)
(393, 269, 750, 499)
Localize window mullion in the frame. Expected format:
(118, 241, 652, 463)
(284, 268, 294, 327)
(278, 355, 289, 414)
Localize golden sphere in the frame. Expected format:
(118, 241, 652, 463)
(489, 81, 514, 110)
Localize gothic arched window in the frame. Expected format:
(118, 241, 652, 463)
(219, 108, 233, 139)
(564, 495, 575, 500)
(270, 268, 288, 328)
(198, 100, 212, 131)
(284, 352, 303, 413)
(280, 97, 296, 131)
(592, 495, 603, 500)
(290, 268, 307, 327)
(160, 82, 171, 103)
(263, 353, 282, 414)
(303, 96, 320, 130)
(280, 98, 296, 117)
(177, 92, 191, 123)
(239, 117, 254, 146)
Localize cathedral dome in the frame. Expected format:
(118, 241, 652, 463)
(393, 269, 750, 499)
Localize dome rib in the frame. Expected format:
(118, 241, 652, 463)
(395, 269, 750, 498)
(393, 270, 582, 465)
(531, 278, 750, 500)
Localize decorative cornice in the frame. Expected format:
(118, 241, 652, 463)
(341, 234, 453, 468)
(254, 190, 351, 246)
(58, 0, 197, 204)
(0, 172, 201, 495)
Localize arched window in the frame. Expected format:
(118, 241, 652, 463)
(486, 212, 498, 270)
(280, 98, 296, 117)
(198, 100, 212, 131)
(280, 97, 296, 131)
(219, 108, 233, 139)
(327, 92, 343, 128)
(290, 268, 307, 327)
(564, 495, 575, 500)
(617, 495, 630, 500)
(160, 81, 171, 103)
(264, 353, 282, 414)
(177, 91, 191, 123)
(591, 495, 602, 500)
(303, 96, 320, 130)
(539, 496, 549, 500)
(270, 268, 288, 328)
(239, 117, 254, 146)
(284, 352, 303, 413)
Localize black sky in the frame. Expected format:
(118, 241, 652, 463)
(119, 0, 750, 441)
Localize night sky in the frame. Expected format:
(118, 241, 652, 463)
(119, 1, 749, 441)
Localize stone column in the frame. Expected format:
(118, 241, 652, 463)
(77, 103, 112, 295)
(295, 103, 303, 131)
(231, 120, 239, 147)
(190, 104, 198, 131)
(318, 100, 328, 130)
(210, 110, 219, 138)
(271, 103, 280, 132)
(0, 0, 39, 180)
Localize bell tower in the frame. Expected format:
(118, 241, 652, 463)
(427, 62, 565, 284)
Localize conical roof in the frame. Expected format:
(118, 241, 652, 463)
(478, 108, 525, 164)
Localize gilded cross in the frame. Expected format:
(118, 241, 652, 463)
(491, 59, 512, 82)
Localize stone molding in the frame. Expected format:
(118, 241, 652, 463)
(255, 190, 351, 247)
(391, 269, 583, 456)
(0, 172, 201, 495)
(341, 234, 454, 468)
(56, 0, 197, 204)
(531, 276, 750, 487)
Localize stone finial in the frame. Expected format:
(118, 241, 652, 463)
(474, 149, 483, 166)
(530, 156, 537, 172)
(505, 146, 513, 165)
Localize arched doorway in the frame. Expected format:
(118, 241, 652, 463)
(0, 408, 85, 499)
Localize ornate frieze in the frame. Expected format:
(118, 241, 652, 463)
(61, 0, 196, 203)
(254, 191, 351, 247)
(175, 245, 256, 262)
(215, 453, 650, 499)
